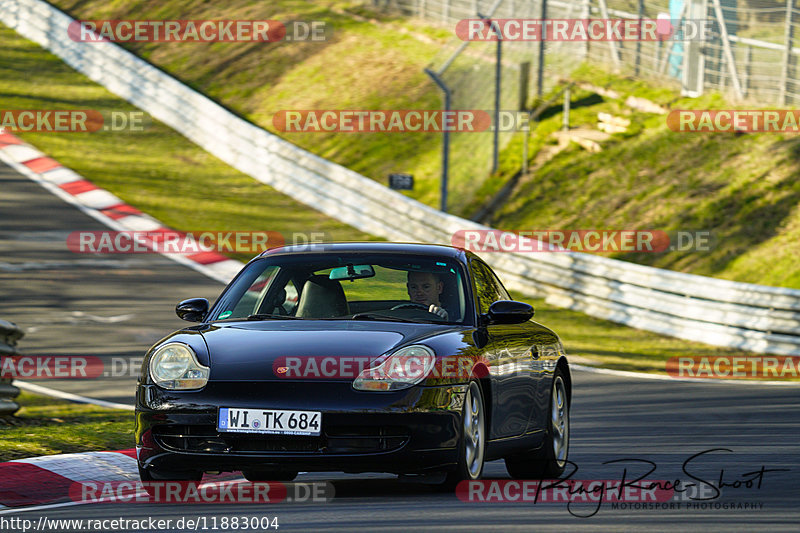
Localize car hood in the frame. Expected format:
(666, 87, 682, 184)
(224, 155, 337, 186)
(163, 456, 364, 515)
(200, 320, 460, 381)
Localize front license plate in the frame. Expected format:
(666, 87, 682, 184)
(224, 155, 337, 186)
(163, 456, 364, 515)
(217, 407, 321, 436)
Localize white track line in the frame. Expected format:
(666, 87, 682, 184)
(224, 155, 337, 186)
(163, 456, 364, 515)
(0, 499, 91, 516)
(571, 363, 799, 386)
(13, 381, 134, 410)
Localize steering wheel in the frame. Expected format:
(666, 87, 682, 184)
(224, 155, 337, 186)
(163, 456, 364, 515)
(391, 303, 430, 311)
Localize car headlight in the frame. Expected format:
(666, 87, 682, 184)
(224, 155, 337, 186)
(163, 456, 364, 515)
(353, 345, 436, 391)
(149, 343, 209, 390)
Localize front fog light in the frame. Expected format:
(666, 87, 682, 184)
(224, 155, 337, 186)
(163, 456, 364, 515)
(149, 343, 209, 390)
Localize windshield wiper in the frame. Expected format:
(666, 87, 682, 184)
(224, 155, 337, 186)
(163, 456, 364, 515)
(246, 313, 303, 320)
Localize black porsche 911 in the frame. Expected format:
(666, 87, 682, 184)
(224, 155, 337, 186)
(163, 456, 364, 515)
(135, 242, 571, 487)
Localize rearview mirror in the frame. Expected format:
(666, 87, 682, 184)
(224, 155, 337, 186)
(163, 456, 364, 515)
(329, 264, 375, 281)
(485, 300, 534, 325)
(176, 298, 209, 322)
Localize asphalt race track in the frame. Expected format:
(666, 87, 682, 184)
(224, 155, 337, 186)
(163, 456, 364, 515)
(2, 161, 799, 531)
(0, 161, 223, 403)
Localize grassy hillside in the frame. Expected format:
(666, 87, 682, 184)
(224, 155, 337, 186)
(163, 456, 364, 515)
(488, 66, 800, 289)
(44, 0, 800, 289)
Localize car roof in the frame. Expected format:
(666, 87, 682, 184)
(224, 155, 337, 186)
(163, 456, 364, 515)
(257, 241, 470, 262)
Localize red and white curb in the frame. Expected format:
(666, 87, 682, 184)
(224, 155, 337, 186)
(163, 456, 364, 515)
(0, 449, 137, 510)
(0, 449, 244, 512)
(0, 131, 243, 285)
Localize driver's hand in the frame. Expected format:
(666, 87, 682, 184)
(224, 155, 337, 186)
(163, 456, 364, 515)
(428, 305, 449, 320)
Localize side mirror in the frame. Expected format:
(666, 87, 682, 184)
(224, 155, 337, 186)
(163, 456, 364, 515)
(176, 298, 209, 322)
(485, 300, 534, 325)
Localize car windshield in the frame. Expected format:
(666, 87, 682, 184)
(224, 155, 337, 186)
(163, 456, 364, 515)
(211, 253, 470, 324)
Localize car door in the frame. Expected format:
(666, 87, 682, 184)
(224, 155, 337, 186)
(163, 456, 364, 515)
(470, 259, 538, 439)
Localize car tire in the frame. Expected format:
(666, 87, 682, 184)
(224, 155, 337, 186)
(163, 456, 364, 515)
(437, 380, 486, 490)
(242, 469, 298, 482)
(505, 368, 569, 479)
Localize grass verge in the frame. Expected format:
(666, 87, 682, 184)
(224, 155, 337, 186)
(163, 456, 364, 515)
(0, 391, 133, 461)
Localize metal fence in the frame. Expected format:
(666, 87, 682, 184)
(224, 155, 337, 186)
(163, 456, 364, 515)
(377, 0, 800, 102)
(372, 0, 800, 190)
(0, 319, 24, 416)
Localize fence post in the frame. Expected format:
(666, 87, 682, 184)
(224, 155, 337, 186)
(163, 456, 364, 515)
(493, 29, 502, 173)
(537, 0, 548, 97)
(581, 0, 591, 60)
(635, 0, 644, 76)
(425, 69, 452, 212)
(597, 0, 622, 69)
(710, 0, 743, 100)
(442, 0, 450, 24)
(563, 85, 571, 131)
(520, 62, 531, 175)
(680, 0, 706, 97)
(743, 44, 751, 97)
(780, 0, 795, 106)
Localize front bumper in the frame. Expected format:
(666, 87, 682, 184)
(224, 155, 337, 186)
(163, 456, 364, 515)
(135, 381, 468, 475)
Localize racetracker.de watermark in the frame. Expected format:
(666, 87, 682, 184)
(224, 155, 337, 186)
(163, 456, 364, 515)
(0, 355, 143, 379)
(66, 231, 327, 254)
(70, 480, 333, 504)
(451, 230, 714, 253)
(667, 356, 800, 380)
(272, 355, 489, 380)
(273, 110, 493, 132)
(668, 109, 800, 133)
(273, 110, 575, 133)
(457, 479, 675, 504)
(0, 110, 146, 133)
(68, 20, 329, 42)
(455, 18, 715, 41)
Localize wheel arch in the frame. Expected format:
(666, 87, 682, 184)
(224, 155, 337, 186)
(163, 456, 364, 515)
(476, 374, 492, 440)
(556, 357, 572, 405)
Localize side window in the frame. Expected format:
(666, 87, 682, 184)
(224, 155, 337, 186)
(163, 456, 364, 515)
(487, 264, 511, 301)
(239, 268, 299, 317)
(470, 260, 508, 314)
(229, 266, 279, 318)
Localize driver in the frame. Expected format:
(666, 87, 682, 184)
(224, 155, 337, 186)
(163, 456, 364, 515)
(406, 271, 449, 320)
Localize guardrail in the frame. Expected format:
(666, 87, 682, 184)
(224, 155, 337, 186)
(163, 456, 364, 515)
(3, 0, 800, 356)
(0, 319, 24, 416)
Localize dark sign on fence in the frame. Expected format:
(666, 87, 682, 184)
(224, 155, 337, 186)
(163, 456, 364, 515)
(388, 173, 414, 190)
